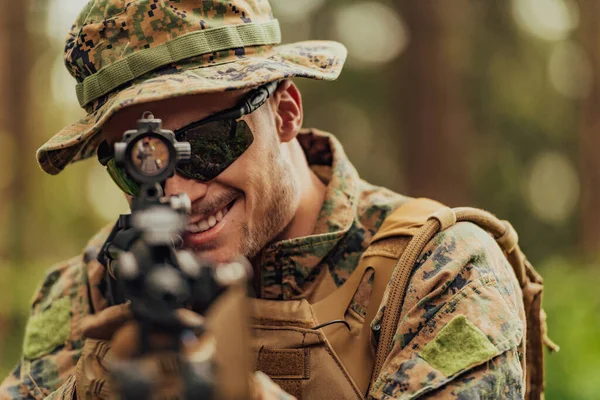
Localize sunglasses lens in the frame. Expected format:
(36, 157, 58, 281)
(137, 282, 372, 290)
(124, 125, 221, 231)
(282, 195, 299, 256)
(106, 158, 140, 197)
(177, 119, 254, 181)
(104, 119, 254, 195)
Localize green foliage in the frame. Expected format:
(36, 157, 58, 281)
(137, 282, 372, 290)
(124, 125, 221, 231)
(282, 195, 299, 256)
(540, 258, 600, 400)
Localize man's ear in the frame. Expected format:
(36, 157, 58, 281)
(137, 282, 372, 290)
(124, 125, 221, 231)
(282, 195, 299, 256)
(271, 80, 303, 143)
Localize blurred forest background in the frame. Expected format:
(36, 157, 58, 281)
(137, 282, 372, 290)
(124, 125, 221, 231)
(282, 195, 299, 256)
(0, 0, 599, 398)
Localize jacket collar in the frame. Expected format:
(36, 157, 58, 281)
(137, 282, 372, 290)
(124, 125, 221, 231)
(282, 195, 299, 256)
(257, 129, 361, 300)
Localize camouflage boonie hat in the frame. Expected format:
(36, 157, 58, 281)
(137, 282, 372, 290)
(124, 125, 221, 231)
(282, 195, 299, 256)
(37, 0, 347, 175)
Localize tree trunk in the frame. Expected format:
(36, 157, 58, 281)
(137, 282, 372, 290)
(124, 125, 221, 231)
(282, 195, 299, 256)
(0, 0, 30, 362)
(391, 0, 473, 206)
(0, 0, 9, 362)
(577, 0, 600, 254)
(0, 0, 9, 258)
(4, 0, 30, 262)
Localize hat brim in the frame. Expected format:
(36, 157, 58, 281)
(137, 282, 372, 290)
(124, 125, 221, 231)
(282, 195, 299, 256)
(37, 40, 347, 175)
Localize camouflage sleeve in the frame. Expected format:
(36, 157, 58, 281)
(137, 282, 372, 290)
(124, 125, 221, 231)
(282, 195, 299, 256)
(418, 349, 523, 398)
(0, 255, 90, 400)
(369, 222, 527, 399)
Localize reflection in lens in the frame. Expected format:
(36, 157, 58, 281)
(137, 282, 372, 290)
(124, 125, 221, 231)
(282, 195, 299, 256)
(131, 137, 170, 176)
(177, 119, 253, 181)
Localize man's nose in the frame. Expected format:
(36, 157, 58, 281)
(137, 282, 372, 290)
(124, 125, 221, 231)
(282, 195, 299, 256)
(164, 173, 208, 203)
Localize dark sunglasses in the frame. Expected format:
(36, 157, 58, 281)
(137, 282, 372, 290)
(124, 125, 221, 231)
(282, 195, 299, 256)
(98, 81, 280, 197)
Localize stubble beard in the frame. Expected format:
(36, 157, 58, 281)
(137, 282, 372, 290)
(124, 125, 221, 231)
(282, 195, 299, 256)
(238, 162, 297, 259)
(185, 161, 297, 263)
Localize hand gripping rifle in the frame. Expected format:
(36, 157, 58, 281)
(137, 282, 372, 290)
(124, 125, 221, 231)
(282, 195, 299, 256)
(97, 112, 252, 400)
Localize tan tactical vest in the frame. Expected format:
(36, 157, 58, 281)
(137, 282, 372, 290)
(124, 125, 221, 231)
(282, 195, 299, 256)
(74, 198, 555, 400)
(249, 198, 556, 400)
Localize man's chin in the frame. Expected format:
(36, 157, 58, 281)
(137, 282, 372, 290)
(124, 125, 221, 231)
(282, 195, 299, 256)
(187, 245, 241, 266)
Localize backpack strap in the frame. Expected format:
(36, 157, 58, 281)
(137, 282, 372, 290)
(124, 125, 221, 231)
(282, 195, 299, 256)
(313, 197, 445, 395)
(371, 206, 558, 400)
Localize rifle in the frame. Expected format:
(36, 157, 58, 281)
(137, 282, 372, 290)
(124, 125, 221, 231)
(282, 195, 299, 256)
(96, 112, 252, 400)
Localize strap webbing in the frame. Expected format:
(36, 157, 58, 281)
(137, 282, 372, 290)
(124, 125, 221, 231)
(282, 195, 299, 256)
(76, 20, 281, 107)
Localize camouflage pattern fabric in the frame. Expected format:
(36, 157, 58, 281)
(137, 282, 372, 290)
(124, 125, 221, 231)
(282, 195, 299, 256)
(36, 0, 347, 176)
(2, 131, 525, 399)
(368, 221, 526, 399)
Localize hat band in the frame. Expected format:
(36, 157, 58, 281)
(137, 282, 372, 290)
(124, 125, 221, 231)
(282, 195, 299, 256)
(75, 19, 281, 108)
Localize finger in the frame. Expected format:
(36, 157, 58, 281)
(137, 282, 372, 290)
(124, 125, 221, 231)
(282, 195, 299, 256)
(81, 302, 133, 340)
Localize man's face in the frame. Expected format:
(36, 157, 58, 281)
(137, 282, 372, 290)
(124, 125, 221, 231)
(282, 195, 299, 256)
(102, 83, 302, 264)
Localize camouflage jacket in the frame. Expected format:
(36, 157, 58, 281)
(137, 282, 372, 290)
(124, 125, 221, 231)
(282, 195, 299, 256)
(0, 130, 525, 399)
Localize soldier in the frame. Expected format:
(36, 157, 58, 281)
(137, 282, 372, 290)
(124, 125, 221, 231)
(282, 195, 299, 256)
(0, 0, 546, 399)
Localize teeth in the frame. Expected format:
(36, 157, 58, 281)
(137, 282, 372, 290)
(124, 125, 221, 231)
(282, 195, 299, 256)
(187, 203, 231, 234)
(187, 224, 201, 233)
(198, 220, 210, 232)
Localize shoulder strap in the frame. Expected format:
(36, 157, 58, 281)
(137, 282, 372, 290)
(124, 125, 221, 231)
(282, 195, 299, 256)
(313, 197, 445, 395)
(371, 206, 558, 400)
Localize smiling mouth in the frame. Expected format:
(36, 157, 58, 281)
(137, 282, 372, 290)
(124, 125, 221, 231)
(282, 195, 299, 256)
(186, 199, 235, 234)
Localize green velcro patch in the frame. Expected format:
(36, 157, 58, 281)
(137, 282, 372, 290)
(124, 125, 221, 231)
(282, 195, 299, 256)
(23, 297, 71, 360)
(419, 315, 498, 377)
